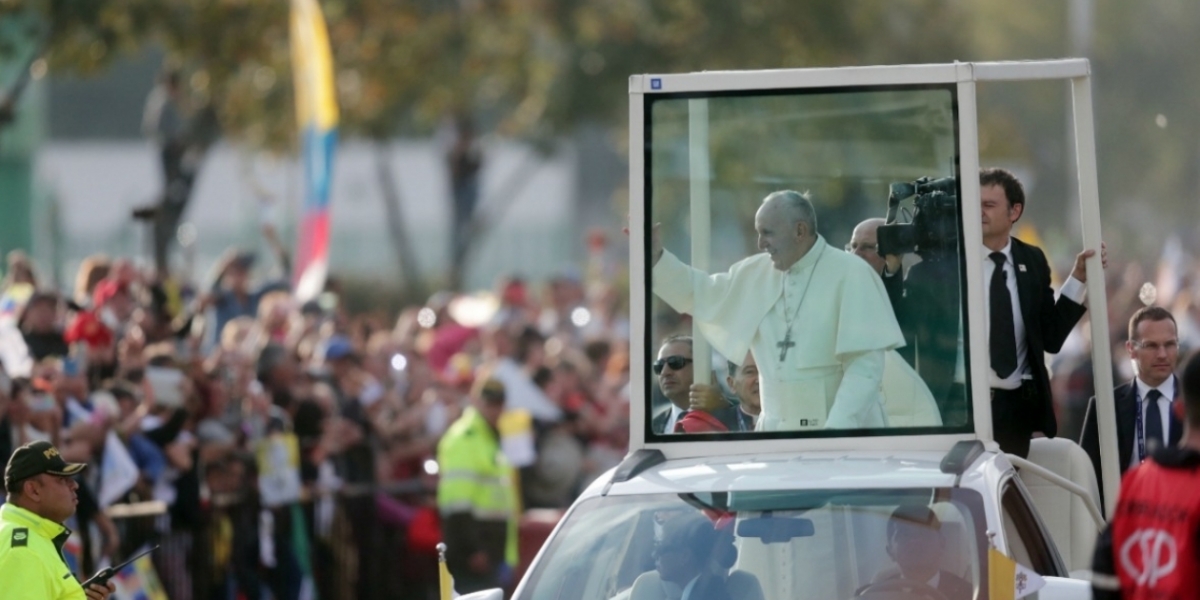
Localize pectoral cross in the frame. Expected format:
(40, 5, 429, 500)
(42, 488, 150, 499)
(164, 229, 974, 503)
(777, 330, 796, 362)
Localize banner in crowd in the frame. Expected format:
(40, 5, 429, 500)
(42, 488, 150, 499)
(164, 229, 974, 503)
(62, 529, 166, 599)
(98, 429, 140, 507)
(112, 547, 169, 600)
(0, 283, 34, 376)
(289, 0, 339, 302)
(256, 431, 303, 508)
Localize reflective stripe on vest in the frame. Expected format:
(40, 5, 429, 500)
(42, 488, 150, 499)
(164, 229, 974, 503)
(436, 407, 515, 517)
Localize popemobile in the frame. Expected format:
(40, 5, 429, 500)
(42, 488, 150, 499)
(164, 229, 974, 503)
(455, 59, 1124, 600)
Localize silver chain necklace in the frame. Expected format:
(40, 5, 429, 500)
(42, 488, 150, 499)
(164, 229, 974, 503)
(776, 244, 824, 362)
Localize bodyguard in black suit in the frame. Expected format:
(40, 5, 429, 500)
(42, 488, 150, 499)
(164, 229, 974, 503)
(650, 335, 742, 435)
(979, 168, 1100, 458)
(1081, 307, 1184, 504)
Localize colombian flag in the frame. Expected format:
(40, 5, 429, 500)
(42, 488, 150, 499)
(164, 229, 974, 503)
(289, 0, 338, 302)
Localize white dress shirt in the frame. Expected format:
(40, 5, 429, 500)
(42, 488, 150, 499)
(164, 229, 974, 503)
(663, 405, 684, 434)
(1130, 376, 1175, 468)
(983, 239, 1086, 390)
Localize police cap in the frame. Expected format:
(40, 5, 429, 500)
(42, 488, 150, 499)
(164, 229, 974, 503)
(4, 441, 86, 492)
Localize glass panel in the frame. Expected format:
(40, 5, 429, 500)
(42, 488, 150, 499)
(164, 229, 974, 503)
(645, 85, 969, 439)
(1000, 482, 1060, 576)
(516, 489, 985, 600)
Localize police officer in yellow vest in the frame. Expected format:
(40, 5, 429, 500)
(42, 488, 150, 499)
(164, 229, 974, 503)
(437, 377, 519, 594)
(0, 441, 116, 600)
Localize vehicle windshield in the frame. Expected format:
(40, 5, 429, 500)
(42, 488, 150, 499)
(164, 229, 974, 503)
(516, 488, 985, 600)
(644, 84, 972, 440)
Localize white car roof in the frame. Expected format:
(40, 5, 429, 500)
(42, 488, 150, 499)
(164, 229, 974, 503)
(595, 450, 986, 498)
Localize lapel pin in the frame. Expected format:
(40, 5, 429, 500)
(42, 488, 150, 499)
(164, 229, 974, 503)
(1018, 264, 1027, 272)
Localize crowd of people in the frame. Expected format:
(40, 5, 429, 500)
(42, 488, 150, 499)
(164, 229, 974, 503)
(0, 228, 633, 600)
(0, 173, 1197, 599)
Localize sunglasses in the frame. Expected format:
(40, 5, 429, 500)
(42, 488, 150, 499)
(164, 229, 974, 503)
(653, 356, 693, 374)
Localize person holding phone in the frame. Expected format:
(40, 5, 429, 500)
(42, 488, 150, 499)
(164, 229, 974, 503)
(0, 440, 116, 599)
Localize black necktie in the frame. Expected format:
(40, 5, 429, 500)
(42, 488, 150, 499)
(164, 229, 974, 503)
(989, 252, 1018, 378)
(1145, 389, 1164, 452)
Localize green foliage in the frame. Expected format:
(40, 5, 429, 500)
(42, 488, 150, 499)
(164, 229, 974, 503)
(1, 0, 972, 148)
(2, 0, 1198, 234)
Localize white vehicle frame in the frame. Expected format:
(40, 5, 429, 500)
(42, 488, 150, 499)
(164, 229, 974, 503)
(626, 59, 1119, 509)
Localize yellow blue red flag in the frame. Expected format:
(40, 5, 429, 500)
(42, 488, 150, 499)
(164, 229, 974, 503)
(289, 0, 338, 302)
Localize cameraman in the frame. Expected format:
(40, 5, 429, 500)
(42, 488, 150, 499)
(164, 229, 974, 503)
(873, 215, 969, 428)
(882, 168, 1104, 457)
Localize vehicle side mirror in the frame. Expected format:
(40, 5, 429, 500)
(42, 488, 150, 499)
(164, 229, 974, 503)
(736, 515, 815, 543)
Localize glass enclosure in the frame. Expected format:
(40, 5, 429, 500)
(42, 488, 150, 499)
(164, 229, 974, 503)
(516, 488, 986, 600)
(644, 85, 972, 440)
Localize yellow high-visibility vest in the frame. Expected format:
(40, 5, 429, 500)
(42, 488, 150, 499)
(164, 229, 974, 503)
(0, 503, 86, 599)
(436, 407, 518, 565)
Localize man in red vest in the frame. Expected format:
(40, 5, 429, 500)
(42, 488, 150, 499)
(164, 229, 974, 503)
(1091, 350, 1200, 599)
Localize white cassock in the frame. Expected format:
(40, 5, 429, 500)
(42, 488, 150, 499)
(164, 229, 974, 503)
(654, 235, 905, 430)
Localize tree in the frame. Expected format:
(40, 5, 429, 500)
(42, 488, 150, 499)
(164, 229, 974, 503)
(3, 0, 981, 289)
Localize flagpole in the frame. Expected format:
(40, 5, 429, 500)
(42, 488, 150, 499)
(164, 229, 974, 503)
(688, 99, 713, 381)
(437, 542, 455, 600)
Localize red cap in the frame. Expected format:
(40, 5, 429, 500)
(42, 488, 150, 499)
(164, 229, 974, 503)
(65, 310, 113, 348)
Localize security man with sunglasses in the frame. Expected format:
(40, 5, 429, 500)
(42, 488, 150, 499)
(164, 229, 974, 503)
(0, 441, 116, 600)
(651, 335, 742, 434)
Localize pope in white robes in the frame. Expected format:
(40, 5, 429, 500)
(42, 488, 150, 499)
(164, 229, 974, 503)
(652, 191, 905, 430)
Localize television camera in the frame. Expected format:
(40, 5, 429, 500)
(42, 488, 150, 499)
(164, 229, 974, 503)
(876, 176, 959, 261)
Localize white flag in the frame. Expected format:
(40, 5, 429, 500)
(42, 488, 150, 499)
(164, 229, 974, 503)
(99, 431, 140, 507)
(1013, 561, 1046, 599)
(989, 547, 1046, 600)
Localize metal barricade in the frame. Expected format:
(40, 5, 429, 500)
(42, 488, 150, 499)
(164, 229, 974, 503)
(104, 479, 435, 600)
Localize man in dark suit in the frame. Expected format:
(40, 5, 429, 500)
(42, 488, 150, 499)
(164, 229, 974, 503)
(861, 505, 974, 599)
(978, 167, 1100, 458)
(862, 217, 967, 426)
(1081, 306, 1184, 502)
(650, 335, 741, 435)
